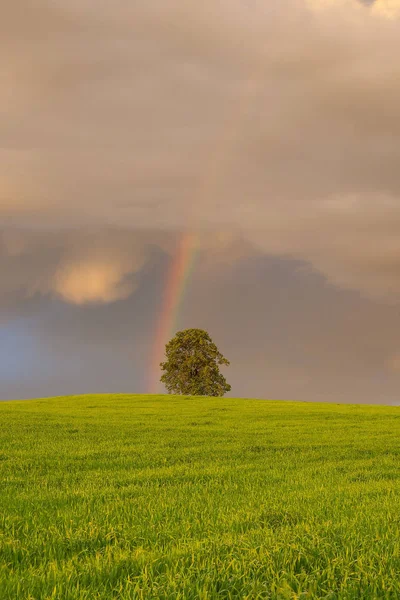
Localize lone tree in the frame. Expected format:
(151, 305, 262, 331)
(160, 328, 231, 396)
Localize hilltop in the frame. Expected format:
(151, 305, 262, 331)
(1, 394, 400, 599)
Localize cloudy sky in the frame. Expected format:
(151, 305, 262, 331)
(2, 0, 400, 403)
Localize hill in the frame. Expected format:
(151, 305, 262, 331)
(1, 394, 400, 599)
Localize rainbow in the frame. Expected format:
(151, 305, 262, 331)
(148, 47, 269, 393)
(149, 231, 200, 393)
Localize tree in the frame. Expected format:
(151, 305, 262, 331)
(160, 328, 231, 396)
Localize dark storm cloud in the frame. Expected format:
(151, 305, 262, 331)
(3, 244, 400, 403)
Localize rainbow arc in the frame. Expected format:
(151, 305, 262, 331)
(149, 232, 200, 393)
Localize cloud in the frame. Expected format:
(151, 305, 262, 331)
(307, 0, 400, 18)
(0, 229, 148, 306)
(53, 255, 136, 305)
(3, 228, 400, 402)
(0, 227, 257, 309)
(363, 0, 400, 18)
(386, 353, 400, 373)
(246, 194, 400, 302)
(2, 0, 400, 304)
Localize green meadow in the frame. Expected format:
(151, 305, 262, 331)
(1, 395, 400, 599)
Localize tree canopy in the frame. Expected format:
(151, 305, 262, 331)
(160, 328, 231, 396)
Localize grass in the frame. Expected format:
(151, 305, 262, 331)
(1, 394, 400, 599)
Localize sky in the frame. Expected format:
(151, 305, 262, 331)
(2, 0, 400, 403)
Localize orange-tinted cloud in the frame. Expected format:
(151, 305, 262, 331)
(53, 257, 135, 305)
(1, 0, 400, 304)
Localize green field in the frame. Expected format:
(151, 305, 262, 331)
(1, 395, 400, 599)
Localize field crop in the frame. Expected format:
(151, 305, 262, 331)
(1, 394, 400, 599)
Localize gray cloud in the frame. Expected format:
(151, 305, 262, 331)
(0, 229, 151, 306)
(3, 248, 400, 403)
